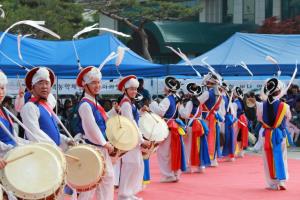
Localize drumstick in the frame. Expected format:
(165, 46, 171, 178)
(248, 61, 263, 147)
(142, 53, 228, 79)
(51, 113, 76, 144)
(17, 74, 22, 88)
(146, 111, 159, 123)
(6, 151, 34, 164)
(65, 154, 80, 161)
(0, 120, 19, 145)
(3, 107, 40, 142)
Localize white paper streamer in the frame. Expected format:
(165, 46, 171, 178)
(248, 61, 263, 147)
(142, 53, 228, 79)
(166, 46, 201, 78)
(0, 20, 60, 44)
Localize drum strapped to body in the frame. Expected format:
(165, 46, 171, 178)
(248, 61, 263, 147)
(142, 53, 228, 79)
(105, 115, 139, 163)
(0, 144, 64, 200)
(33, 142, 67, 173)
(139, 112, 169, 159)
(65, 144, 105, 192)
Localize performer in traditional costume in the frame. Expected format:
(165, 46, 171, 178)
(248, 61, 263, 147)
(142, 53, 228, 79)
(149, 76, 186, 182)
(76, 66, 115, 200)
(252, 78, 290, 190)
(15, 87, 56, 112)
(220, 83, 236, 161)
(197, 73, 224, 167)
(0, 71, 17, 156)
(231, 87, 248, 158)
(20, 67, 73, 148)
(0, 71, 29, 157)
(179, 83, 210, 173)
(117, 75, 148, 200)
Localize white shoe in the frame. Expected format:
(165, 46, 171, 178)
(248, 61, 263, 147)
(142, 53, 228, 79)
(266, 184, 280, 191)
(210, 159, 218, 167)
(183, 167, 192, 174)
(237, 151, 245, 158)
(133, 196, 143, 200)
(194, 166, 205, 173)
(160, 176, 177, 183)
(225, 157, 235, 162)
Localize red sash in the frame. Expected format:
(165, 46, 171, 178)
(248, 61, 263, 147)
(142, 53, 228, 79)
(189, 106, 204, 166)
(238, 114, 248, 148)
(82, 97, 108, 121)
(0, 108, 14, 126)
(30, 97, 54, 115)
(168, 120, 182, 171)
(262, 102, 287, 179)
(202, 96, 222, 160)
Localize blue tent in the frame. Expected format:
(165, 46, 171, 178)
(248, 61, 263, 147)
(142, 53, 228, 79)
(175, 32, 300, 77)
(0, 32, 165, 78)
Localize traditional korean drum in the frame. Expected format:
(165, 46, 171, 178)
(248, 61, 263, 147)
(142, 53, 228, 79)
(139, 112, 169, 159)
(139, 112, 169, 142)
(65, 145, 105, 192)
(34, 142, 67, 172)
(105, 115, 139, 163)
(0, 145, 64, 200)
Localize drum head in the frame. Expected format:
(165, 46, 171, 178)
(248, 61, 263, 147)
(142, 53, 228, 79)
(106, 115, 139, 151)
(0, 145, 63, 199)
(66, 145, 104, 191)
(140, 112, 169, 142)
(34, 142, 67, 172)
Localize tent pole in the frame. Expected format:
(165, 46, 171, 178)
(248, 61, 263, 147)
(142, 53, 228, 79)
(56, 76, 58, 115)
(156, 77, 158, 98)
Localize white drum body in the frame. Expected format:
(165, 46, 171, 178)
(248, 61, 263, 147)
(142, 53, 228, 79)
(0, 145, 64, 199)
(34, 142, 67, 173)
(106, 115, 139, 151)
(65, 145, 105, 192)
(139, 112, 169, 142)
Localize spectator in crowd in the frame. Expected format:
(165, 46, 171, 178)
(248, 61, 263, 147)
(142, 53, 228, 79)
(286, 84, 300, 109)
(61, 99, 73, 132)
(102, 99, 113, 112)
(69, 95, 80, 136)
(138, 78, 151, 106)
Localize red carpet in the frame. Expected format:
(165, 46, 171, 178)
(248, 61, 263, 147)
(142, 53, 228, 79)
(136, 154, 299, 200)
(66, 154, 300, 200)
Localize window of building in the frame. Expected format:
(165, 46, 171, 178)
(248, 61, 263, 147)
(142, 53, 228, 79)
(243, 0, 255, 24)
(223, 0, 234, 23)
(282, 0, 300, 20)
(265, 0, 273, 18)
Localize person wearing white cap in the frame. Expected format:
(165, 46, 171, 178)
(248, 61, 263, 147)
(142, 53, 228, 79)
(149, 76, 186, 182)
(179, 83, 210, 173)
(75, 66, 115, 200)
(14, 87, 56, 112)
(196, 72, 225, 167)
(116, 75, 149, 200)
(249, 78, 290, 190)
(20, 67, 73, 147)
(0, 71, 18, 157)
(0, 71, 30, 157)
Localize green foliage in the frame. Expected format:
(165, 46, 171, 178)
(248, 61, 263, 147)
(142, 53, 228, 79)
(0, 0, 93, 40)
(98, 0, 201, 22)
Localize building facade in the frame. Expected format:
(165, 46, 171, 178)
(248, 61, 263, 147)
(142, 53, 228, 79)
(199, 0, 300, 25)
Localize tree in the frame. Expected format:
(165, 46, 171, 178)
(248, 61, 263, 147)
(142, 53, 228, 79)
(258, 16, 300, 34)
(0, 0, 95, 40)
(83, 0, 201, 61)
